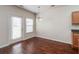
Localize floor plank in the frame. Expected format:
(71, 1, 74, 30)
(0, 37, 78, 54)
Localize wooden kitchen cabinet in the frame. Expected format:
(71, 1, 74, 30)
(72, 11, 79, 24)
(72, 31, 79, 49)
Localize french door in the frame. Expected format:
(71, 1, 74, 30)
(11, 16, 22, 40)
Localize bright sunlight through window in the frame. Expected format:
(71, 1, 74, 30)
(11, 17, 22, 39)
(26, 18, 33, 33)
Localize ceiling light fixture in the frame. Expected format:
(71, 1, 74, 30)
(37, 6, 43, 21)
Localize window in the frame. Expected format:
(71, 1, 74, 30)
(26, 18, 33, 33)
(11, 17, 22, 39)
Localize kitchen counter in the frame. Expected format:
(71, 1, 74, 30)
(72, 29, 79, 33)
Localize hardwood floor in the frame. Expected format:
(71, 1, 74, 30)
(0, 37, 78, 54)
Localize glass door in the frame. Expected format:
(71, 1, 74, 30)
(11, 16, 22, 40)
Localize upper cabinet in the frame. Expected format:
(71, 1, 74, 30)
(72, 11, 79, 24)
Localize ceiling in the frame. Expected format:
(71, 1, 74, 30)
(17, 5, 66, 14)
(23, 5, 55, 13)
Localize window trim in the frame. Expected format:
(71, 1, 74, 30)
(26, 18, 33, 33)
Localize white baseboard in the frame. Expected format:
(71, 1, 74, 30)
(36, 35, 72, 45)
(0, 36, 35, 48)
(23, 36, 35, 40)
(0, 43, 10, 48)
(0, 35, 72, 48)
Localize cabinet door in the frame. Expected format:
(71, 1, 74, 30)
(72, 12, 79, 24)
(73, 32, 79, 48)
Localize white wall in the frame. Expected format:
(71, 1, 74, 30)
(1, 5, 79, 48)
(0, 6, 36, 48)
(36, 5, 79, 44)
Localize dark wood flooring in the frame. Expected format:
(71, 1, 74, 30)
(0, 37, 78, 54)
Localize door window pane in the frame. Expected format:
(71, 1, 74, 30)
(11, 17, 22, 39)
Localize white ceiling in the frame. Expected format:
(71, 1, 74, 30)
(22, 5, 50, 14)
(17, 5, 66, 14)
